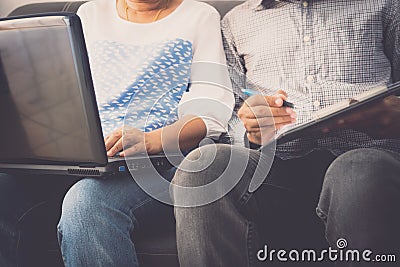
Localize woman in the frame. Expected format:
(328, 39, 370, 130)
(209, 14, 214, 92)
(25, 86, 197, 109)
(57, 0, 234, 266)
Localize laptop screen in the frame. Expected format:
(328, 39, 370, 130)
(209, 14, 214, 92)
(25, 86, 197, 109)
(0, 15, 106, 165)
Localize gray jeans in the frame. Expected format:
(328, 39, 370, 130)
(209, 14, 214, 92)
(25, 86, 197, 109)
(172, 145, 400, 267)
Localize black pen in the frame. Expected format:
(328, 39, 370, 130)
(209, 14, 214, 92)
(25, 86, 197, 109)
(241, 88, 295, 109)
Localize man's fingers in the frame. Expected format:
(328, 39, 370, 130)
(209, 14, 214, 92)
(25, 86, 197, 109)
(247, 127, 275, 145)
(276, 89, 288, 97)
(246, 121, 293, 145)
(264, 94, 288, 107)
(244, 116, 295, 131)
(244, 93, 287, 108)
(242, 106, 295, 119)
(244, 94, 270, 107)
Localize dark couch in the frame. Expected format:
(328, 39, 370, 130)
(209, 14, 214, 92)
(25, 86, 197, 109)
(9, 1, 242, 18)
(7, 1, 243, 267)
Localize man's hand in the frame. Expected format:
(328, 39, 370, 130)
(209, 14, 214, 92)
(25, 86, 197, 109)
(238, 90, 297, 145)
(104, 127, 162, 157)
(322, 95, 400, 139)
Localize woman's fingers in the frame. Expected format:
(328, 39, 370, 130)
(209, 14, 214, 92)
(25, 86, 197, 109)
(120, 143, 144, 157)
(105, 127, 123, 151)
(107, 138, 123, 157)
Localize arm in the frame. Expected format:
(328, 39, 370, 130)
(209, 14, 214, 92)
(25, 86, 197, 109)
(221, 15, 296, 145)
(105, 115, 206, 156)
(383, 0, 400, 83)
(177, 8, 234, 140)
(122, 115, 206, 156)
(221, 16, 247, 111)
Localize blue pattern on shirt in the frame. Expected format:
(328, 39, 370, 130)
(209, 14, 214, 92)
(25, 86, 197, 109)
(89, 39, 193, 137)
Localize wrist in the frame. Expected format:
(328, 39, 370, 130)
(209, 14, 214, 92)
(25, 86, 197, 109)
(144, 131, 162, 154)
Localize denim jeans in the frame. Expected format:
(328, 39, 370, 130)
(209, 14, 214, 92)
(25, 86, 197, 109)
(57, 168, 175, 267)
(172, 145, 400, 267)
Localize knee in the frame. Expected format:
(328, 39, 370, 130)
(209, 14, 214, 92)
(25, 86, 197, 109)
(172, 144, 258, 207)
(59, 179, 108, 227)
(318, 149, 400, 243)
(324, 148, 400, 191)
(319, 148, 400, 217)
(172, 144, 233, 188)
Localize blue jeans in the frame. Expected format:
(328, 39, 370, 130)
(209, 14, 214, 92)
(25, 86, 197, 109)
(57, 169, 175, 267)
(173, 145, 400, 267)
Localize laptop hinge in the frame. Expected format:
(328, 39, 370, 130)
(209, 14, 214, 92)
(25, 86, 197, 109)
(78, 164, 96, 168)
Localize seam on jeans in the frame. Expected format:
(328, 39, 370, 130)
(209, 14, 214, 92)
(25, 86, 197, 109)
(127, 190, 170, 234)
(129, 189, 169, 212)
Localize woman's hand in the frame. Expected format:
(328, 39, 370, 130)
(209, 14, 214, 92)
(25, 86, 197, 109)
(104, 127, 162, 157)
(238, 90, 297, 145)
(105, 115, 207, 157)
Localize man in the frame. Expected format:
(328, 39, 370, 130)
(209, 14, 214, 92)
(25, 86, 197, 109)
(172, 0, 400, 266)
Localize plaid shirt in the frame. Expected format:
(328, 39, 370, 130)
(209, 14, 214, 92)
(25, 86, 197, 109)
(222, 0, 400, 159)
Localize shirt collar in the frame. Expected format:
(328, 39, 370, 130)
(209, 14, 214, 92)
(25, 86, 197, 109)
(249, 0, 302, 11)
(248, 0, 266, 10)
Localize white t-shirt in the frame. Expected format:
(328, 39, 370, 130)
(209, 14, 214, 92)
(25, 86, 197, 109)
(77, 0, 234, 138)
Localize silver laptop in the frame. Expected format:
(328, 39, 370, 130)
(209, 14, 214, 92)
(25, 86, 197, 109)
(0, 13, 183, 177)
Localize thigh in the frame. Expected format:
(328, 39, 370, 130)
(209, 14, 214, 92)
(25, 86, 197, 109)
(127, 168, 176, 233)
(62, 169, 175, 230)
(318, 148, 400, 253)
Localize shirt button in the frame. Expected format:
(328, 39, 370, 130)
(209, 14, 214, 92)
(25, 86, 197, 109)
(303, 1, 309, 7)
(306, 75, 314, 83)
(304, 35, 311, 42)
(313, 100, 321, 108)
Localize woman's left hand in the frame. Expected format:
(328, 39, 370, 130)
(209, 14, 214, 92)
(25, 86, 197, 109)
(105, 127, 162, 157)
